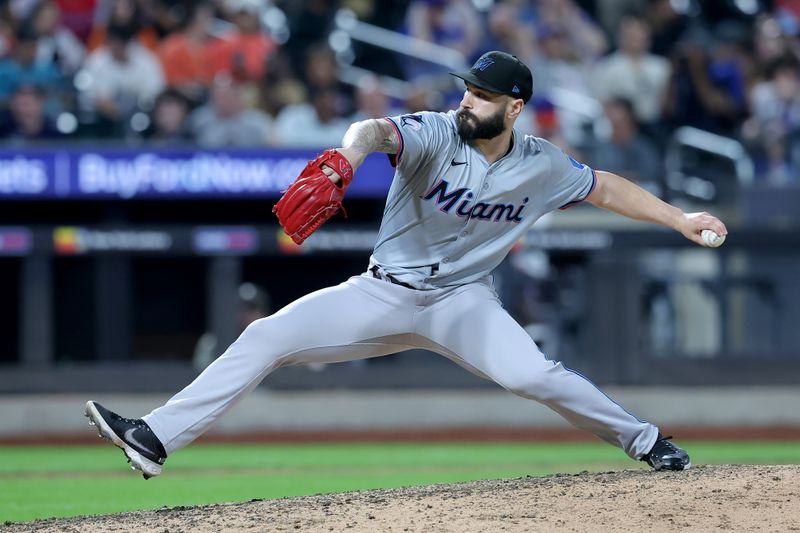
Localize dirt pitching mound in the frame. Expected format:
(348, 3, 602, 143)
(5, 465, 799, 532)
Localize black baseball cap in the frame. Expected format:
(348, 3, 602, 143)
(450, 51, 533, 103)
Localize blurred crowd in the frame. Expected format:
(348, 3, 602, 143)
(1, 0, 799, 187)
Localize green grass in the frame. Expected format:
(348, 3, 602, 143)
(1, 441, 798, 523)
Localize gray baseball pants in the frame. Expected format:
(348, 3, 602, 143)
(143, 273, 658, 458)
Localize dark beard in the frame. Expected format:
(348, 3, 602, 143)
(456, 107, 506, 141)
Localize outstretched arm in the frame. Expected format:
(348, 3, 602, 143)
(322, 119, 400, 184)
(586, 170, 728, 246)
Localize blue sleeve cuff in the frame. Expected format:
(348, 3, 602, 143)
(558, 168, 597, 210)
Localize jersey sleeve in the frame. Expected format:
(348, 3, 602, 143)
(539, 139, 597, 212)
(383, 111, 452, 170)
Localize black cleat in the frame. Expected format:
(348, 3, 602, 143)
(642, 434, 691, 471)
(84, 401, 167, 479)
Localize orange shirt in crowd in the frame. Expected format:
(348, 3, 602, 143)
(158, 34, 217, 88)
(206, 33, 276, 82)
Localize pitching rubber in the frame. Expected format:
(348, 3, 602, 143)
(84, 401, 162, 479)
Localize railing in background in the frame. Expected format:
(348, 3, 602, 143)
(333, 9, 467, 70)
(330, 8, 465, 99)
(665, 126, 755, 202)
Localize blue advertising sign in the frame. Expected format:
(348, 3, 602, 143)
(0, 153, 60, 197)
(0, 148, 394, 200)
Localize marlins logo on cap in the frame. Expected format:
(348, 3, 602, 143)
(475, 56, 495, 71)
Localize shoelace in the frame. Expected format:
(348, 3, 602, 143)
(112, 412, 152, 433)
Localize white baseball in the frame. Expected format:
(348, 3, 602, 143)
(701, 229, 726, 248)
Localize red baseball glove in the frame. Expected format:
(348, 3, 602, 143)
(272, 149, 354, 245)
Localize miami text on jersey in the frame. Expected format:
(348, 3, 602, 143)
(422, 179, 528, 223)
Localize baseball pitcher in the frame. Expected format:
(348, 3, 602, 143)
(86, 51, 727, 479)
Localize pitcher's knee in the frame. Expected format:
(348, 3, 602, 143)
(224, 316, 285, 365)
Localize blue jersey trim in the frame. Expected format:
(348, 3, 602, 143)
(384, 117, 404, 168)
(559, 168, 597, 210)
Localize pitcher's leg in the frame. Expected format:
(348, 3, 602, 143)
(144, 275, 415, 453)
(417, 283, 658, 459)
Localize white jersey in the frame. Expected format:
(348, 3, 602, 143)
(371, 110, 597, 289)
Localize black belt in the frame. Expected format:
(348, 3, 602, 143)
(369, 265, 416, 289)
